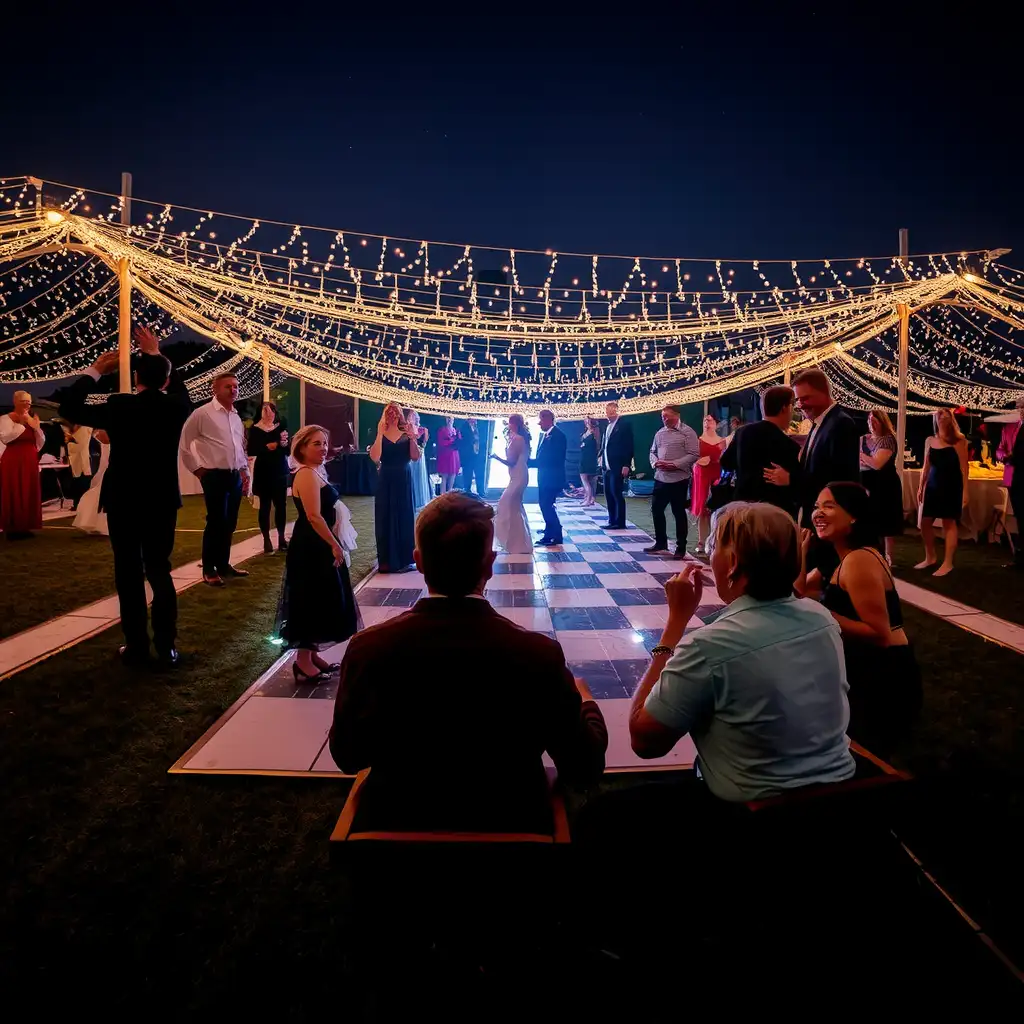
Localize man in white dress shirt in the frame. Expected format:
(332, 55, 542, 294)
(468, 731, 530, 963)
(179, 373, 251, 586)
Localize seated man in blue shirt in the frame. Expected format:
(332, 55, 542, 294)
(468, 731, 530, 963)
(630, 501, 855, 801)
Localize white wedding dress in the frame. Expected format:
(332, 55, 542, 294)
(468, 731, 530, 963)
(74, 443, 109, 536)
(494, 435, 533, 554)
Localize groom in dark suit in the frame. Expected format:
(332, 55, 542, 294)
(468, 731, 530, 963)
(530, 409, 567, 545)
(57, 327, 193, 667)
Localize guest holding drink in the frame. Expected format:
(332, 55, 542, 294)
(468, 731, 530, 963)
(248, 401, 290, 555)
(279, 425, 361, 683)
(404, 409, 432, 512)
(369, 402, 420, 572)
(691, 414, 727, 554)
(916, 408, 968, 577)
(579, 416, 600, 507)
(858, 410, 903, 565)
(436, 415, 461, 493)
(0, 391, 45, 539)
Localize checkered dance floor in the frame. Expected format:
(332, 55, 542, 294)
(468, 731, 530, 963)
(172, 501, 722, 776)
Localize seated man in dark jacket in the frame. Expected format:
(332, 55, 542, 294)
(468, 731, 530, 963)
(720, 386, 801, 516)
(330, 491, 607, 832)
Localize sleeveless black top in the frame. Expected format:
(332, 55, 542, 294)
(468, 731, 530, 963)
(822, 547, 903, 629)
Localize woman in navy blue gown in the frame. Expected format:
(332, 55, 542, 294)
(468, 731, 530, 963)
(369, 402, 421, 572)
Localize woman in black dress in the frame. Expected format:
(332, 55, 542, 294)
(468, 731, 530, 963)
(797, 482, 921, 758)
(369, 402, 421, 573)
(279, 424, 361, 684)
(916, 408, 969, 577)
(579, 416, 600, 507)
(858, 409, 903, 565)
(248, 401, 290, 555)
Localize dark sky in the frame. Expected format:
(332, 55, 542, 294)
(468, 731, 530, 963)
(8, 6, 1021, 263)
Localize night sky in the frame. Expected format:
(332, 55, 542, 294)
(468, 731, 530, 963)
(8, 7, 1022, 265)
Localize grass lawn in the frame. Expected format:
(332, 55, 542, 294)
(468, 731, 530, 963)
(890, 532, 1023, 626)
(0, 493, 1019, 1015)
(0, 494, 376, 640)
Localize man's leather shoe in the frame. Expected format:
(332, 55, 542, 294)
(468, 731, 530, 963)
(119, 645, 151, 667)
(156, 648, 181, 669)
(203, 573, 225, 587)
(220, 565, 250, 578)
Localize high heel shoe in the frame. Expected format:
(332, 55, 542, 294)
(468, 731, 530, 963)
(293, 663, 326, 685)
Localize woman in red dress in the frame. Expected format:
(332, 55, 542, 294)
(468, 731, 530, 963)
(690, 414, 727, 555)
(0, 390, 45, 538)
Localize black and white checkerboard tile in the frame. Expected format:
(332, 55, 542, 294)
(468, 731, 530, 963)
(172, 501, 717, 775)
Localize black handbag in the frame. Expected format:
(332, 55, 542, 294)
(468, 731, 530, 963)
(705, 472, 736, 512)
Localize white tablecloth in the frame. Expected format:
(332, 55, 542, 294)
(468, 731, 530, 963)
(901, 468, 1005, 543)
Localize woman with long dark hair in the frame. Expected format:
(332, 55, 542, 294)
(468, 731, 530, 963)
(858, 409, 903, 565)
(579, 416, 601, 507)
(796, 481, 921, 757)
(248, 401, 290, 554)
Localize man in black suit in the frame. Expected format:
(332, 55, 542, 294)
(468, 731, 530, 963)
(789, 368, 861, 526)
(330, 491, 607, 832)
(57, 327, 192, 667)
(600, 400, 634, 529)
(458, 416, 487, 496)
(720, 385, 801, 516)
(530, 408, 567, 545)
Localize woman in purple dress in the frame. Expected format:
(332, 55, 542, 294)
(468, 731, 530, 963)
(436, 415, 461, 493)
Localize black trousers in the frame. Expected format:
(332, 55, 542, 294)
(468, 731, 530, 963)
(200, 469, 243, 574)
(603, 468, 627, 527)
(107, 506, 179, 654)
(462, 456, 487, 496)
(651, 479, 689, 550)
(70, 472, 91, 510)
(257, 483, 287, 542)
(538, 483, 563, 542)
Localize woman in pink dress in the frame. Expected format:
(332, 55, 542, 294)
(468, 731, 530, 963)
(691, 414, 727, 555)
(436, 415, 461, 493)
(0, 390, 45, 538)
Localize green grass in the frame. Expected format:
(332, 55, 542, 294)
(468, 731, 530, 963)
(0, 493, 1019, 1015)
(0, 495, 263, 639)
(890, 532, 1023, 626)
(0, 494, 377, 640)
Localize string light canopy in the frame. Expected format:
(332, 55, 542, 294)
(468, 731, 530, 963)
(1, 175, 1021, 415)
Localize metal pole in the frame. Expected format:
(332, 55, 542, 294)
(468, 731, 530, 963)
(262, 349, 271, 402)
(353, 397, 360, 450)
(118, 257, 132, 393)
(299, 379, 307, 428)
(121, 172, 132, 229)
(896, 228, 910, 472)
(117, 174, 133, 393)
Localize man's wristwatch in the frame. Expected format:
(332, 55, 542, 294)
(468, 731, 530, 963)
(650, 645, 674, 658)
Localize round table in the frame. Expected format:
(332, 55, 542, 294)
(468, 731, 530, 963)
(901, 466, 1006, 542)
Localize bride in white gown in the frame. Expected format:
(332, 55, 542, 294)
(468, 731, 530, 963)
(74, 431, 110, 536)
(491, 414, 533, 554)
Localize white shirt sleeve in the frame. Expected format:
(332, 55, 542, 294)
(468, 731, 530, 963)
(0, 415, 24, 446)
(650, 433, 659, 469)
(178, 407, 203, 474)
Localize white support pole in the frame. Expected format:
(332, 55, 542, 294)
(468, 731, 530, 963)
(117, 174, 133, 394)
(299, 379, 307, 428)
(896, 228, 910, 472)
(118, 257, 132, 393)
(353, 397, 360, 450)
(262, 349, 271, 403)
